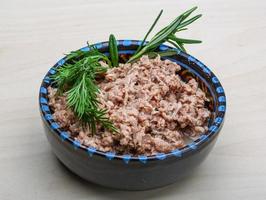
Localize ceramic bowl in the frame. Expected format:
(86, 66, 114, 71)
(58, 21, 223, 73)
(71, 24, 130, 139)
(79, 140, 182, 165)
(39, 40, 226, 190)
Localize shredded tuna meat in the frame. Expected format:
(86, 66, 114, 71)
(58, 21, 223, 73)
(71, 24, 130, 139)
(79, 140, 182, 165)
(48, 55, 211, 156)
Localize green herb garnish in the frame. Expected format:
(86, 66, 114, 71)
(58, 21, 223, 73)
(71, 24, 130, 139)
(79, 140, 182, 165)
(108, 34, 119, 67)
(128, 6, 202, 63)
(52, 44, 117, 134)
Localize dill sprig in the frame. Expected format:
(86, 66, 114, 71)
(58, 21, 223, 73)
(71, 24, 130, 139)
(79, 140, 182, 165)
(52, 44, 117, 134)
(128, 6, 202, 63)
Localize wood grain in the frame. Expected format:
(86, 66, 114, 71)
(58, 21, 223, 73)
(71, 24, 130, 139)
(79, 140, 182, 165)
(1, 0, 266, 199)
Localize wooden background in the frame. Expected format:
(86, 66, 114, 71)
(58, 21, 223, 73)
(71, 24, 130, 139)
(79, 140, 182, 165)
(1, 0, 266, 199)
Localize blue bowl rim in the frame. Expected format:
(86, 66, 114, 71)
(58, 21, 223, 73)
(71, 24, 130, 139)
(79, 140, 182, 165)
(39, 39, 226, 164)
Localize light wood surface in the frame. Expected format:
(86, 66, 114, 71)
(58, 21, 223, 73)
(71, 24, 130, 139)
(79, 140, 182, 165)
(1, 0, 266, 199)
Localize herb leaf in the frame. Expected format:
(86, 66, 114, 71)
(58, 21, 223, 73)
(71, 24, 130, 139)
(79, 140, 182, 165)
(146, 49, 180, 58)
(135, 9, 164, 54)
(108, 34, 119, 67)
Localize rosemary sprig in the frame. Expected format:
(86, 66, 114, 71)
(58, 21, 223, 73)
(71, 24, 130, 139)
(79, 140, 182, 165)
(135, 9, 163, 54)
(128, 6, 202, 63)
(52, 44, 117, 134)
(145, 49, 179, 59)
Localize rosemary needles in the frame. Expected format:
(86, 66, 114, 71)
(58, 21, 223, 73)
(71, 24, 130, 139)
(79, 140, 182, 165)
(128, 6, 202, 63)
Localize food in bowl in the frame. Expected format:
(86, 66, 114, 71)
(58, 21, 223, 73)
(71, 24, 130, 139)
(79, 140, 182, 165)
(48, 55, 211, 156)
